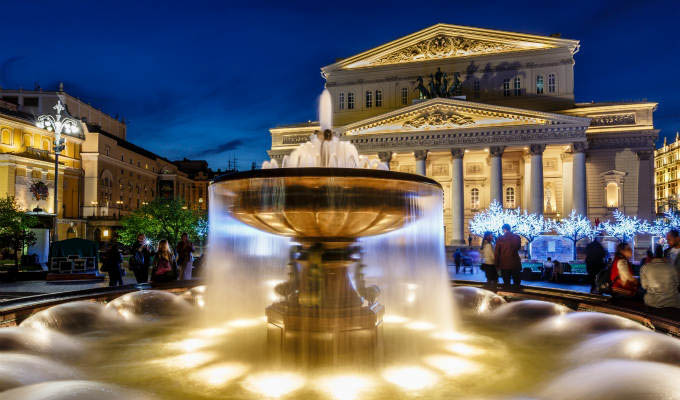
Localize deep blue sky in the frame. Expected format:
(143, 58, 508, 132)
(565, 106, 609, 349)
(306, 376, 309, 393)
(1, 0, 678, 169)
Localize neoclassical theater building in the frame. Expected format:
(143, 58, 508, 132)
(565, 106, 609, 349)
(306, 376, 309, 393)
(268, 24, 657, 245)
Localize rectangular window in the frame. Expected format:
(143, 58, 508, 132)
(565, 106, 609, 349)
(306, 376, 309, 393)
(401, 87, 408, 105)
(536, 75, 544, 94)
(503, 79, 510, 97)
(513, 77, 521, 96)
(365, 91, 372, 108)
(548, 74, 556, 93)
(23, 97, 39, 107)
(375, 90, 382, 107)
(473, 80, 480, 98)
(347, 92, 354, 109)
(338, 93, 345, 110)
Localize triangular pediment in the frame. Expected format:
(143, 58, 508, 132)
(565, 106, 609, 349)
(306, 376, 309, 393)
(324, 24, 579, 71)
(340, 98, 590, 136)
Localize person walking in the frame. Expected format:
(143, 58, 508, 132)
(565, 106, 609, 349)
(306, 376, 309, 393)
(610, 242, 638, 298)
(454, 248, 462, 274)
(176, 232, 195, 280)
(151, 240, 178, 283)
(480, 232, 497, 288)
(494, 223, 522, 289)
(130, 233, 153, 283)
(585, 236, 607, 293)
(102, 234, 124, 287)
(641, 244, 680, 310)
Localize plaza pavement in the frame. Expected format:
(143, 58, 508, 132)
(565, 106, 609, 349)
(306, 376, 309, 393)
(450, 265, 591, 292)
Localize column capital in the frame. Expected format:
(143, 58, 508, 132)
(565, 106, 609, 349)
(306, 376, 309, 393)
(529, 144, 546, 156)
(377, 151, 393, 163)
(636, 150, 653, 161)
(414, 149, 428, 161)
(450, 148, 465, 159)
(572, 141, 588, 153)
(489, 146, 505, 157)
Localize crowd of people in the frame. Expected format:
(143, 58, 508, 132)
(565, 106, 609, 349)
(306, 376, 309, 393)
(473, 226, 680, 314)
(100, 232, 196, 287)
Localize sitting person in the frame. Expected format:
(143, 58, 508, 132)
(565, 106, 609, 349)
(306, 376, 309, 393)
(551, 259, 562, 282)
(641, 244, 680, 310)
(610, 242, 639, 298)
(542, 257, 553, 281)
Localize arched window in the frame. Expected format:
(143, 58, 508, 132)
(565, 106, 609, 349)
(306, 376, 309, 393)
(471, 188, 480, 209)
(347, 92, 355, 109)
(505, 187, 515, 208)
(548, 74, 556, 93)
(606, 182, 619, 208)
(513, 76, 521, 96)
(23, 134, 32, 147)
(536, 75, 544, 94)
(1, 129, 11, 145)
(42, 139, 50, 150)
(401, 87, 408, 105)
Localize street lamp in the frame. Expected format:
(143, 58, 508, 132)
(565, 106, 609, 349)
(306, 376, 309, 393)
(36, 99, 80, 243)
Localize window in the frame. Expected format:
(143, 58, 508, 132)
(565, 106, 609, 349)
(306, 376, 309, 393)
(23, 97, 39, 107)
(503, 79, 510, 96)
(471, 188, 480, 209)
(401, 87, 408, 105)
(536, 75, 544, 94)
(473, 80, 480, 98)
(548, 74, 556, 93)
(338, 93, 345, 110)
(347, 92, 355, 109)
(606, 182, 619, 208)
(23, 134, 32, 147)
(505, 187, 515, 208)
(105, 145, 110, 156)
(513, 76, 521, 96)
(365, 91, 372, 108)
(1, 129, 11, 145)
(375, 90, 382, 107)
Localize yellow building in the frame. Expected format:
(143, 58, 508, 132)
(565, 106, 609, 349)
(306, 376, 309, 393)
(654, 133, 680, 214)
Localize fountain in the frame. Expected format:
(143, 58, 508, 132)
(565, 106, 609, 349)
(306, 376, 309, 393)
(4, 89, 680, 399)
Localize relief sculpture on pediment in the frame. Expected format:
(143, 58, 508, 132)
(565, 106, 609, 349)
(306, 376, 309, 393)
(402, 109, 474, 129)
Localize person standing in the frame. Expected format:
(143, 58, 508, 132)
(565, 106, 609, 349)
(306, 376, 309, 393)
(641, 244, 680, 310)
(151, 240, 177, 283)
(480, 232, 497, 288)
(585, 237, 607, 293)
(665, 229, 680, 274)
(176, 232, 195, 280)
(454, 248, 462, 274)
(130, 233, 153, 283)
(494, 224, 522, 289)
(610, 242, 638, 298)
(102, 233, 124, 287)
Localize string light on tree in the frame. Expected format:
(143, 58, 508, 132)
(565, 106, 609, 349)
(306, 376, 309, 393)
(551, 210, 599, 259)
(600, 210, 650, 243)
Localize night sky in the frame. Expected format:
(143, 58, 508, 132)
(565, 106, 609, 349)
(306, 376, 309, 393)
(1, 0, 678, 169)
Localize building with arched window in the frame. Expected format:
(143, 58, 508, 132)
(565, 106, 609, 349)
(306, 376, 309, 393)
(269, 23, 657, 244)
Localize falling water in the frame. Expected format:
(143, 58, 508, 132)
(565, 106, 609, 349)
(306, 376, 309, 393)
(319, 88, 333, 131)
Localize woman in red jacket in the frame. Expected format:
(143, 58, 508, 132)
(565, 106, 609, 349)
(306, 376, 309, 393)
(610, 242, 638, 297)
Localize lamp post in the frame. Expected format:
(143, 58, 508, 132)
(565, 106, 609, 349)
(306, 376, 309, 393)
(36, 99, 80, 243)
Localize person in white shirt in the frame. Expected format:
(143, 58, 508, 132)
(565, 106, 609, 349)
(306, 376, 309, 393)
(480, 232, 497, 288)
(641, 245, 680, 309)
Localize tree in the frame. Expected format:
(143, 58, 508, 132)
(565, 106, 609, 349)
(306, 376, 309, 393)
(511, 209, 549, 259)
(601, 210, 649, 243)
(552, 210, 599, 260)
(119, 199, 205, 250)
(468, 200, 508, 238)
(0, 197, 38, 268)
(648, 210, 680, 237)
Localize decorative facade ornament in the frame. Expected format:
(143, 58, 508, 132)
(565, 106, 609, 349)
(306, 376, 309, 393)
(377, 151, 393, 163)
(590, 113, 636, 127)
(450, 148, 465, 159)
(372, 35, 519, 66)
(572, 141, 588, 153)
(413, 150, 428, 161)
(489, 146, 505, 157)
(402, 109, 474, 129)
(529, 144, 546, 155)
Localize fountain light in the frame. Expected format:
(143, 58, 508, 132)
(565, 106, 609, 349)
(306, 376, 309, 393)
(383, 314, 409, 324)
(242, 372, 305, 398)
(423, 355, 481, 376)
(190, 362, 248, 388)
(226, 318, 263, 328)
(317, 374, 373, 400)
(168, 338, 212, 352)
(445, 343, 486, 357)
(192, 327, 230, 338)
(406, 283, 418, 303)
(152, 352, 216, 369)
(382, 366, 439, 391)
(406, 321, 436, 331)
(431, 331, 472, 342)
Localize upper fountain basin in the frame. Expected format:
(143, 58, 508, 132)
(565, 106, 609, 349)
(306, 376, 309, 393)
(212, 168, 442, 241)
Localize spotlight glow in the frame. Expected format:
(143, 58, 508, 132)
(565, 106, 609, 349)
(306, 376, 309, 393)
(227, 318, 262, 328)
(242, 372, 305, 398)
(406, 321, 436, 331)
(317, 374, 373, 400)
(152, 352, 216, 369)
(383, 314, 409, 324)
(169, 338, 211, 352)
(190, 362, 247, 388)
(382, 366, 439, 391)
(445, 343, 485, 357)
(424, 354, 482, 376)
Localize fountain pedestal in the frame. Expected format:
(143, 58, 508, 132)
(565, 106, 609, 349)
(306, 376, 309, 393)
(266, 242, 384, 366)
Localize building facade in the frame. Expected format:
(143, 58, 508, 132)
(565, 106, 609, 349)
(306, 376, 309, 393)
(654, 133, 680, 214)
(269, 24, 658, 245)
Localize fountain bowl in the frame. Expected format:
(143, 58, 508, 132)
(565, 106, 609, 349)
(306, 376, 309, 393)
(212, 168, 441, 241)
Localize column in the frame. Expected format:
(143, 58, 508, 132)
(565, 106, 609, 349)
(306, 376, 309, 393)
(572, 142, 587, 216)
(451, 148, 465, 245)
(489, 146, 505, 205)
(414, 150, 428, 176)
(637, 150, 654, 220)
(378, 151, 393, 170)
(529, 144, 545, 215)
